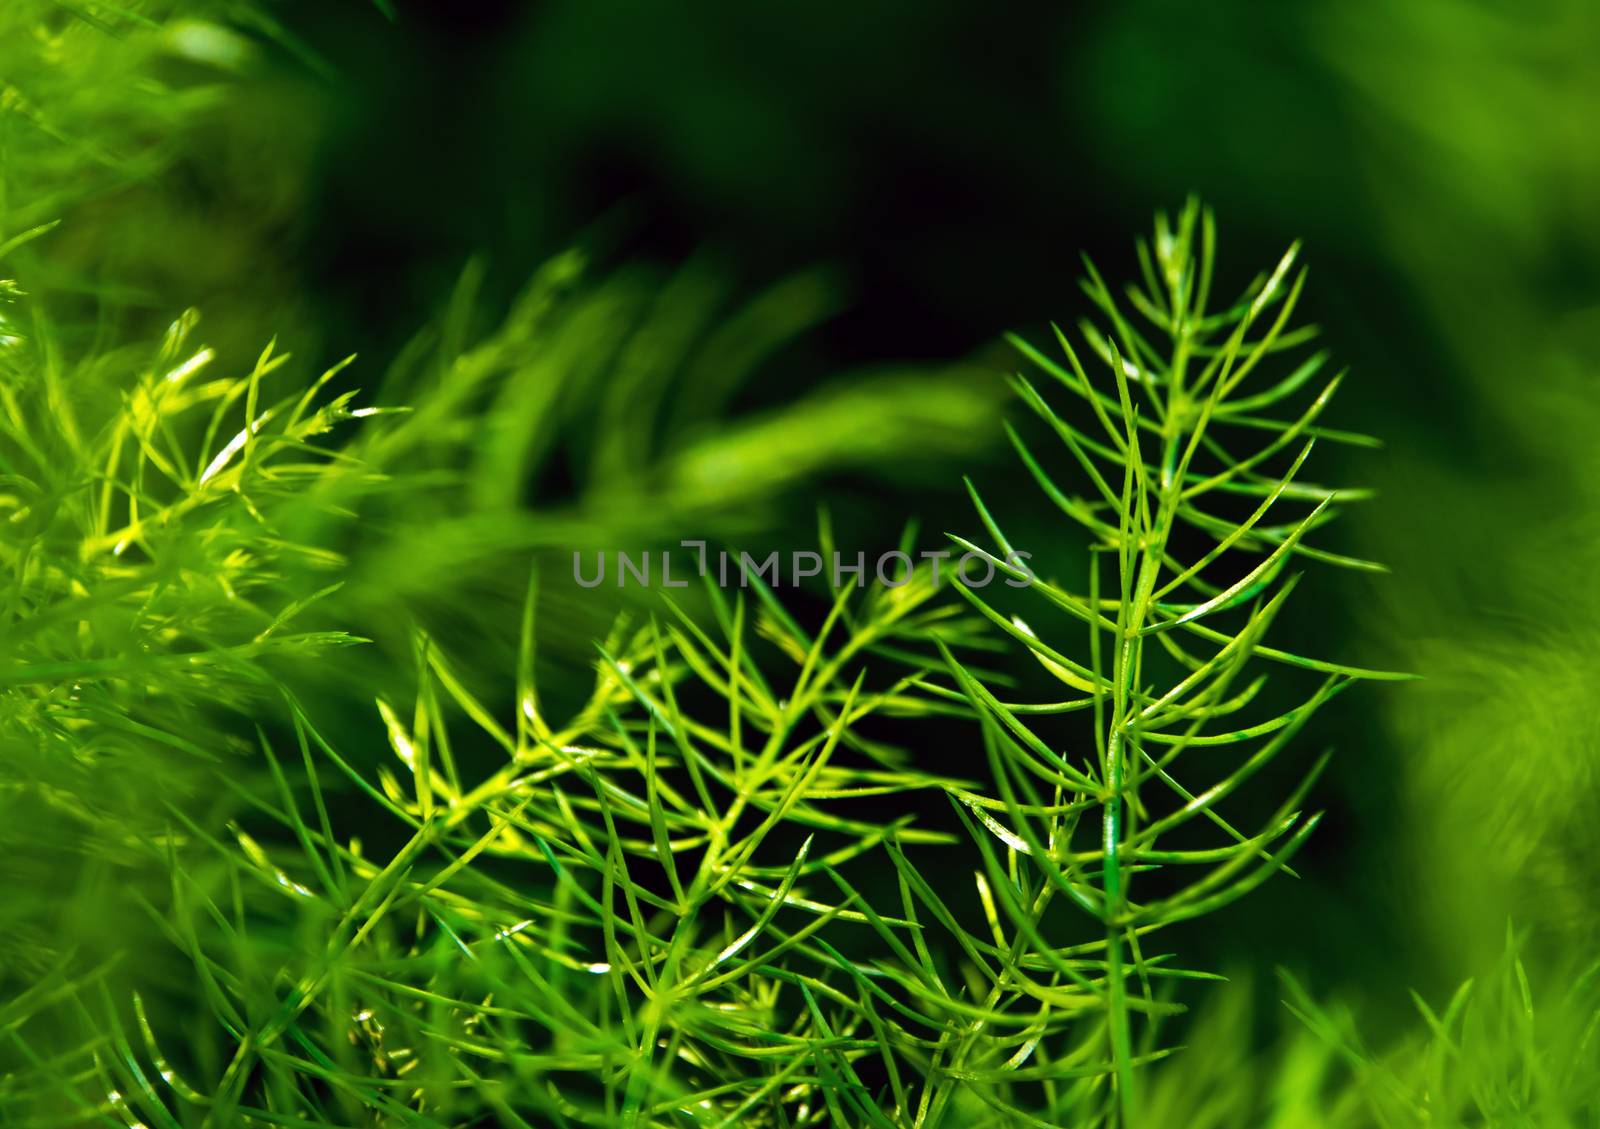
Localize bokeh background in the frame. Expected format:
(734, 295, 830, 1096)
(10, 0, 1600, 1082)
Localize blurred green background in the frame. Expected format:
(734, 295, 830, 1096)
(10, 0, 1600, 1077)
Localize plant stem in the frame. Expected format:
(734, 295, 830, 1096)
(1103, 722, 1135, 1124)
(1101, 214, 1204, 1125)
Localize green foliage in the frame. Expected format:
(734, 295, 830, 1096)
(4, 4, 1595, 1125)
(0, 261, 385, 982)
(0, 537, 983, 1123)
(0, 0, 315, 337)
(1283, 929, 1600, 1127)
(1, 1, 225, 231)
(0, 201, 1420, 1128)
(911, 198, 1404, 1123)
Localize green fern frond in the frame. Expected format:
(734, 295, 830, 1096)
(924, 197, 1406, 1124)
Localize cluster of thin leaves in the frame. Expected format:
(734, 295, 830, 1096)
(914, 198, 1410, 1124)
(0, 222, 409, 982)
(2, 549, 1000, 1125)
(0, 204, 1422, 1129)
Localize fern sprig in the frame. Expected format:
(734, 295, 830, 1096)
(940, 197, 1409, 1124)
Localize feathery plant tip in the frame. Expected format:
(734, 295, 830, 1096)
(940, 196, 1400, 1124)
